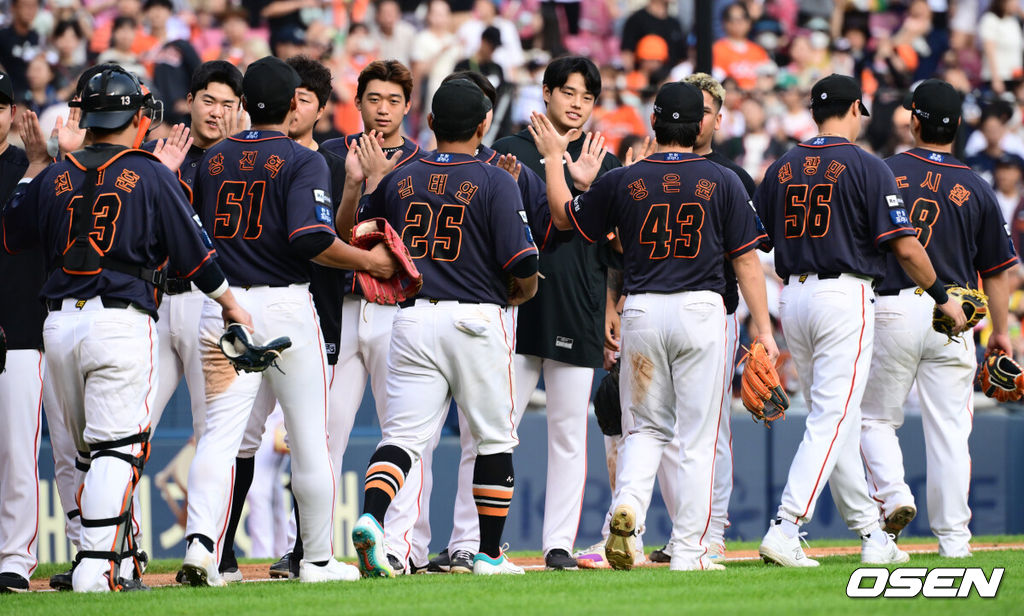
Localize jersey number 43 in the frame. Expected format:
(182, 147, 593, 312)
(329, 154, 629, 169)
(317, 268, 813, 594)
(639, 202, 705, 259)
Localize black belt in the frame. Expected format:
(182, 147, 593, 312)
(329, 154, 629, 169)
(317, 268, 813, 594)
(46, 297, 157, 320)
(164, 278, 192, 295)
(397, 298, 480, 308)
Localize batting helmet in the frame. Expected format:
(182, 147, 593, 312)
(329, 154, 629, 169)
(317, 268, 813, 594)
(73, 66, 161, 130)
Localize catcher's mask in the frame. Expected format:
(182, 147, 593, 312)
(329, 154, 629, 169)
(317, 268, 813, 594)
(71, 66, 164, 141)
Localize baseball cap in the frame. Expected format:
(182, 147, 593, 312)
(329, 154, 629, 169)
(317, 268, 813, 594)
(243, 56, 301, 116)
(903, 78, 961, 127)
(652, 82, 703, 124)
(482, 25, 502, 48)
(0, 71, 12, 105)
(810, 73, 870, 116)
(636, 34, 670, 63)
(431, 79, 492, 135)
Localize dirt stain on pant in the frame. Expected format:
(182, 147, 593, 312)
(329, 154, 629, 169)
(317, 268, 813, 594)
(202, 341, 238, 399)
(630, 352, 654, 407)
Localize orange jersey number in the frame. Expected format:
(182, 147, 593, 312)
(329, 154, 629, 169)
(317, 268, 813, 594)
(638, 202, 705, 259)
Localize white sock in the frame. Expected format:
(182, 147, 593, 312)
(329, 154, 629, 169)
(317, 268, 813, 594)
(779, 519, 800, 539)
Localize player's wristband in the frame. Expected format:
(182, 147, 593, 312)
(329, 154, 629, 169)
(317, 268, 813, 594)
(925, 281, 948, 304)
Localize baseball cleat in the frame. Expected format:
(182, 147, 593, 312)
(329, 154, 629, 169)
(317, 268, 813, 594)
(670, 560, 727, 572)
(648, 546, 671, 563)
(220, 567, 243, 583)
(574, 541, 610, 569)
(299, 559, 360, 583)
(707, 543, 726, 560)
(448, 549, 475, 574)
(473, 551, 524, 575)
(219, 551, 242, 582)
(759, 519, 819, 567)
(50, 567, 74, 591)
(544, 548, 578, 570)
(352, 514, 394, 578)
(387, 553, 407, 575)
(0, 572, 29, 593)
(116, 577, 151, 591)
(861, 532, 910, 565)
(882, 505, 917, 541)
(269, 552, 299, 579)
(181, 539, 227, 587)
(426, 548, 450, 573)
(605, 504, 639, 571)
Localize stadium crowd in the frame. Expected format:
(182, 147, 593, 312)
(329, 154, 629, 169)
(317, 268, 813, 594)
(3, 0, 1024, 354)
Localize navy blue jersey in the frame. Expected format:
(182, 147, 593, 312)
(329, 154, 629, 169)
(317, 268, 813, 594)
(880, 148, 1018, 292)
(566, 152, 765, 296)
(357, 151, 537, 305)
(475, 144, 558, 252)
(2, 145, 216, 314)
(321, 132, 425, 296)
(194, 130, 336, 286)
(143, 140, 209, 191)
(755, 136, 917, 280)
(706, 150, 759, 314)
(308, 146, 348, 364)
(0, 144, 45, 350)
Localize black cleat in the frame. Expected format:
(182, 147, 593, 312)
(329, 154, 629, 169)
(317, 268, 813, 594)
(648, 547, 671, 563)
(117, 577, 150, 592)
(269, 552, 299, 579)
(426, 548, 450, 573)
(448, 549, 474, 574)
(387, 553, 407, 575)
(50, 568, 73, 591)
(544, 549, 579, 570)
(0, 572, 29, 593)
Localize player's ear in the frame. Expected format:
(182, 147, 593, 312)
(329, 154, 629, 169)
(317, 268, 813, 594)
(403, 97, 411, 114)
(427, 113, 434, 131)
(649, 113, 656, 130)
(714, 111, 722, 132)
(186, 92, 194, 106)
(542, 85, 551, 106)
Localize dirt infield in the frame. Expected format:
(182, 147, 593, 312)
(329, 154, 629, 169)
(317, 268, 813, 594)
(28, 541, 1024, 591)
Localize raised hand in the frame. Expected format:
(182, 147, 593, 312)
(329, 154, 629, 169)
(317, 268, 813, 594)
(55, 106, 86, 157)
(496, 153, 521, 181)
(345, 139, 366, 185)
(16, 109, 51, 165)
(527, 111, 578, 163)
(219, 106, 249, 140)
(356, 131, 400, 182)
(565, 130, 607, 191)
(152, 123, 194, 171)
(623, 136, 656, 166)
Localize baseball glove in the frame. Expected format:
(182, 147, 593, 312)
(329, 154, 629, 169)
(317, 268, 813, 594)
(593, 360, 622, 436)
(740, 340, 789, 425)
(933, 286, 987, 341)
(350, 218, 423, 305)
(978, 349, 1024, 402)
(219, 323, 292, 373)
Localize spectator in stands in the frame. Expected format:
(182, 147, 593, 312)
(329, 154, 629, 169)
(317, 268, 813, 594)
(51, 19, 87, 101)
(370, 0, 416, 67)
(968, 107, 1024, 182)
(619, 0, 686, 72)
(20, 54, 59, 115)
(979, 0, 1024, 96)
(456, 0, 524, 80)
(713, 2, 771, 91)
(0, 0, 44, 100)
(411, 0, 460, 129)
(143, 0, 190, 45)
(993, 154, 1024, 224)
(723, 96, 786, 183)
(201, 7, 250, 66)
(89, 0, 156, 57)
(774, 82, 815, 142)
(96, 16, 149, 78)
(591, 65, 647, 156)
(455, 25, 505, 91)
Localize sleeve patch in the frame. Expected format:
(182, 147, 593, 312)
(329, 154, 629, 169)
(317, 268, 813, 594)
(519, 210, 528, 224)
(314, 188, 332, 207)
(886, 194, 905, 209)
(890, 208, 910, 225)
(316, 205, 334, 225)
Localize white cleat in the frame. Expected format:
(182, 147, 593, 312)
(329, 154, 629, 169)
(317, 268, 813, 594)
(861, 533, 910, 565)
(707, 542, 726, 560)
(605, 505, 639, 571)
(472, 551, 525, 575)
(351, 514, 395, 578)
(181, 540, 227, 587)
(759, 520, 820, 568)
(299, 559, 361, 583)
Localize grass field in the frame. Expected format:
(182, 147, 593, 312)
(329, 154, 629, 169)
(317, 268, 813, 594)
(6, 536, 1021, 615)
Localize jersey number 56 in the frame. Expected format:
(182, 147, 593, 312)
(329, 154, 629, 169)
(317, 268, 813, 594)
(784, 184, 832, 238)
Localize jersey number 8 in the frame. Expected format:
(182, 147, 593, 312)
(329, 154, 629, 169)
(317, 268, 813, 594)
(784, 184, 832, 238)
(639, 202, 704, 260)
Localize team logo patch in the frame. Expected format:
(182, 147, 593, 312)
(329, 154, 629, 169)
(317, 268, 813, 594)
(519, 211, 528, 223)
(555, 336, 574, 349)
(525, 225, 534, 244)
(929, 152, 944, 162)
(325, 343, 336, 356)
(436, 153, 451, 163)
(315, 205, 333, 225)
(1006, 223, 1012, 237)
(890, 208, 910, 225)
(812, 137, 826, 146)
(75, 300, 86, 310)
(665, 152, 681, 160)
(886, 194, 904, 209)
(314, 189, 332, 207)
(572, 195, 583, 212)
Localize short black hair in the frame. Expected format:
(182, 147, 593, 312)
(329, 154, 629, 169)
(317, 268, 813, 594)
(721, 2, 750, 22)
(918, 120, 958, 145)
(287, 55, 332, 109)
(89, 117, 136, 138)
(542, 56, 601, 98)
(112, 16, 136, 33)
(144, 0, 173, 10)
(53, 20, 82, 40)
(189, 60, 243, 98)
(443, 70, 497, 106)
(653, 119, 700, 147)
(432, 118, 480, 144)
(811, 99, 855, 125)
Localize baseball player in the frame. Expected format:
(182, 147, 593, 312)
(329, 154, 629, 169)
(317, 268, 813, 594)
(2, 65, 252, 592)
(860, 79, 1017, 558)
(351, 78, 538, 577)
(0, 70, 45, 594)
(181, 56, 394, 587)
(754, 74, 966, 567)
(405, 69, 559, 575)
(478, 55, 619, 571)
(639, 72, 759, 565)
(534, 81, 776, 571)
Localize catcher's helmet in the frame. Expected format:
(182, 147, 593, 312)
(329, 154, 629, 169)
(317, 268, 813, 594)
(74, 66, 159, 130)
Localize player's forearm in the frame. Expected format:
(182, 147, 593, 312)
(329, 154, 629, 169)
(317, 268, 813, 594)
(890, 235, 939, 290)
(510, 273, 539, 305)
(544, 158, 573, 231)
(982, 269, 1011, 336)
(733, 250, 774, 338)
(336, 178, 362, 241)
(311, 238, 374, 270)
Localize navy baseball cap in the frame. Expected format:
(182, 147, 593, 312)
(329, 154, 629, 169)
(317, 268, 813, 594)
(903, 79, 961, 127)
(810, 74, 870, 116)
(0, 71, 12, 105)
(243, 56, 301, 116)
(653, 82, 703, 124)
(431, 79, 492, 134)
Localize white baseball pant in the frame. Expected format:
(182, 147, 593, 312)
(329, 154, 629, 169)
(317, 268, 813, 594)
(187, 284, 335, 564)
(42, 300, 156, 591)
(0, 350, 44, 579)
(860, 289, 976, 555)
(41, 375, 83, 550)
(613, 291, 727, 570)
(776, 274, 879, 533)
(246, 406, 293, 558)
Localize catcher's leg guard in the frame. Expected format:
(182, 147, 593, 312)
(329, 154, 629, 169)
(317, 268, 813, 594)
(73, 430, 151, 591)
